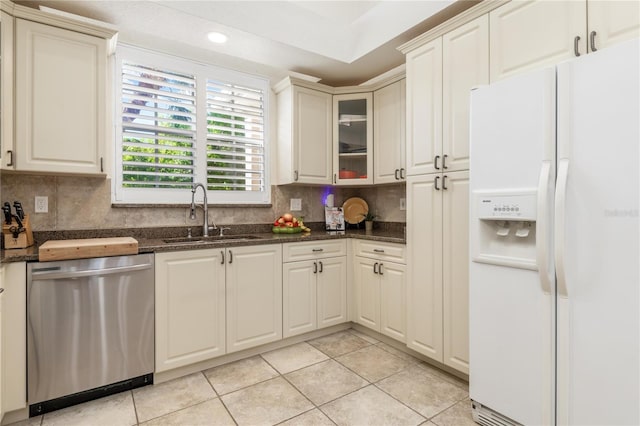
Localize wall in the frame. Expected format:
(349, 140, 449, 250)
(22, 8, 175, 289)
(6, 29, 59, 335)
(0, 174, 405, 231)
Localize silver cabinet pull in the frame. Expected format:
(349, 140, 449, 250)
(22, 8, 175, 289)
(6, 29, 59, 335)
(442, 154, 448, 169)
(434, 155, 440, 170)
(395, 169, 399, 180)
(379, 263, 384, 275)
(312, 248, 324, 252)
(373, 249, 385, 253)
(373, 262, 378, 274)
(0, 288, 4, 294)
(319, 261, 323, 273)
(400, 168, 405, 179)
(6, 150, 13, 167)
(229, 250, 233, 264)
(294, 170, 299, 181)
(443, 175, 448, 190)
(100, 157, 104, 172)
(313, 261, 318, 274)
(435, 175, 440, 190)
(221, 250, 225, 265)
(590, 31, 597, 52)
(334, 174, 337, 184)
(574, 36, 581, 56)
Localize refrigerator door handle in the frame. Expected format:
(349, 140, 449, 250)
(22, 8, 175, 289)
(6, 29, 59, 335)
(537, 161, 552, 294)
(555, 159, 570, 297)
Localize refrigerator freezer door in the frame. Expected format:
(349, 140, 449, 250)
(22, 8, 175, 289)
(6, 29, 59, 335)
(556, 38, 639, 425)
(469, 67, 555, 425)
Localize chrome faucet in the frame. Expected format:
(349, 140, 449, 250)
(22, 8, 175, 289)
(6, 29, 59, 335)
(190, 183, 216, 237)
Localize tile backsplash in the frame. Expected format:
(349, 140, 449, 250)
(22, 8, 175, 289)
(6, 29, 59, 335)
(1, 174, 406, 231)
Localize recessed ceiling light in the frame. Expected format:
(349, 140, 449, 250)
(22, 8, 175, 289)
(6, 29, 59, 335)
(207, 32, 228, 44)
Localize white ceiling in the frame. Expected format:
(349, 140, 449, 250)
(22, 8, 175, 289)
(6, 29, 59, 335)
(16, 0, 475, 86)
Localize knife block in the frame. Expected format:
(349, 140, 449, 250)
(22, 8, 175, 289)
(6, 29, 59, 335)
(3, 214, 34, 249)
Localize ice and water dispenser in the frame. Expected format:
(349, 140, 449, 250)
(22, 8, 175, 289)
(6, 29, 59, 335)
(471, 189, 538, 270)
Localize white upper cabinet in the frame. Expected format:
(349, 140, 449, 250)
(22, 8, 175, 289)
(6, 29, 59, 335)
(15, 18, 111, 174)
(405, 38, 442, 176)
(333, 92, 373, 185)
(442, 15, 488, 173)
(490, 0, 585, 82)
(587, 0, 640, 52)
(374, 79, 406, 184)
(0, 11, 14, 170)
(276, 82, 333, 185)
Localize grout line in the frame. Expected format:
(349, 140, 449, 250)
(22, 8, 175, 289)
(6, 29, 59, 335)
(129, 390, 140, 426)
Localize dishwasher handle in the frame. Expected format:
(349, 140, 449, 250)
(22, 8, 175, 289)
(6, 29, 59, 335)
(31, 263, 153, 280)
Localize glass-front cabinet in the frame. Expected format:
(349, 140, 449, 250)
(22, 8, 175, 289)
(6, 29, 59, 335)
(333, 93, 373, 185)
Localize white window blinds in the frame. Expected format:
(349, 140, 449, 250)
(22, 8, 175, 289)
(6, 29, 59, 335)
(114, 47, 270, 204)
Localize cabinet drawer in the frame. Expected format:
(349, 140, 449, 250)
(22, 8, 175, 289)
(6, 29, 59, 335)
(354, 240, 406, 264)
(283, 240, 346, 262)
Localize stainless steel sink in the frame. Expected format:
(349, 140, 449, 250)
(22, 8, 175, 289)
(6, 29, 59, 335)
(163, 235, 263, 244)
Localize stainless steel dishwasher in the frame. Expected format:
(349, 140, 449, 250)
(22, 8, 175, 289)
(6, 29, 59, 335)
(27, 254, 154, 416)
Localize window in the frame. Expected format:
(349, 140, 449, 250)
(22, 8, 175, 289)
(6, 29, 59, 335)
(114, 46, 270, 204)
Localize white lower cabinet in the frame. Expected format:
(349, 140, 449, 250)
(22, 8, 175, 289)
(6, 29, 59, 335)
(155, 249, 226, 372)
(406, 171, 469, 374)
(226, 244, 283, 353)
(353, 241, 407, 343)
(283, 241, 347, 338)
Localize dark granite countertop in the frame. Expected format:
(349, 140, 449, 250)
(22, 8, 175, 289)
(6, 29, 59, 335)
(1, 222, 405, 263)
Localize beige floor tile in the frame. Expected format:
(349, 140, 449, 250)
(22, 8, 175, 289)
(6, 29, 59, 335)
(222, 377, 314, 426)
(285, 359, 368, 405)
(430, 400, 475, 426)
(204, 355, 279, 395)
(335, 345, 410, 382)
(140, 398, 235, 426)
(375, 342, 422, 364)
(6, 416, 42, 426)
(307, 330, 371, 358)
(41, 391, 136, 426)
(133, 373, 216, 423)
(376, 364, 468, 419)
(279, 408, 335, 426)
(348, 329, 379, 344)
(416, 362, 469, 391)
(262, 342, 329, 374)
(320, 385, 425, 426)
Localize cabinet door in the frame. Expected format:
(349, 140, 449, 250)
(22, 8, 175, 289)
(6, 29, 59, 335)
(155, 250, 226, 372)
(406, 38, 442, 176)
(317, 256, 347, 329)
(1, 11, 14, 170)
(226, 245, 283, 353)
(379, 261, 406, 343)
(406, 174, 443, 361)
(15, 19, 106, 174)
(0, 267, 3, 421)
(334, 93, 373, 185)
(283, 260, 317, 338)
(442, 171, 470, 374)
(294, 86, 333, 184)
(353, 256, 380, 331)
(587, 0, 640, 52)
(374, 79, 406, 184)
(489, 0, 586, 82)
(443, 15, 488, 173)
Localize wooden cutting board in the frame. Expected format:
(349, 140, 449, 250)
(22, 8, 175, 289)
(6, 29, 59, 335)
(38, 237, 139, 261)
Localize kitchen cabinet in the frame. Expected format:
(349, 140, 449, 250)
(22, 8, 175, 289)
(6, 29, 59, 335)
(0, 266, 3, 423)
(333, 93, 373, 185)
(353, 241, 407, 343)
(155, 249, 226, 373)
(226, 244, 283, 353)
(405, 15, 487, 176)
(275, 80, 333, 185)
(373, 79, 406, 184)
(0, 262, 27, 416)
(15, 18, 113, 174)
(489, 0, 639, 82)
(282, 240, 347, 338)
(0, 10, 14, 170)
(406, 171, 469, 373)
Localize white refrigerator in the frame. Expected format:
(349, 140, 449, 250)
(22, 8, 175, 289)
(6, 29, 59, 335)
(468, 38, 639, 426)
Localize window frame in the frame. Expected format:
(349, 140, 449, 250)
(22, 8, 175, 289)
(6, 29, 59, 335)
(113, 45, 271, 205)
